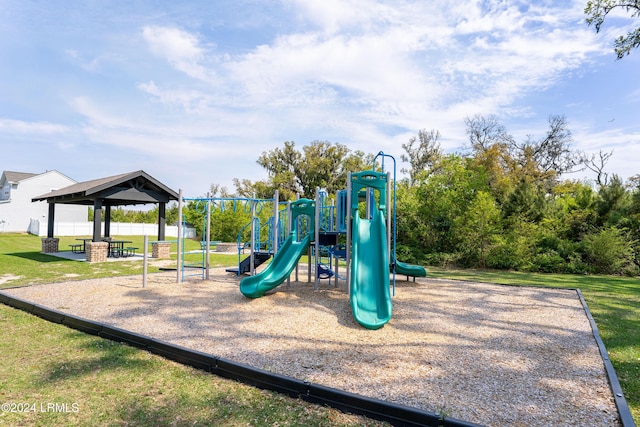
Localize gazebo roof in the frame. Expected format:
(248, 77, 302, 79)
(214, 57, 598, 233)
(32, 170, 179, 206)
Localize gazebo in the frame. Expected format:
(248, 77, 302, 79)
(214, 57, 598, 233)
(32, 170, 179, 261)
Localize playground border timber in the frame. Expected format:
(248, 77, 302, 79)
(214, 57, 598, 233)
(0, 290, 634, 427)
(1, 292, 481, 426)
(577, 289, 635, 427)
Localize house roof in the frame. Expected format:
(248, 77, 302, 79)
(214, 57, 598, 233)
(32, 170, 179, 206)
(1, 171, 38, 184)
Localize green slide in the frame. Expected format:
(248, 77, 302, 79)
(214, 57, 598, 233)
(239, 234, 310, 299)
(350, 209, 392, 330)
(394, 259, 427, 278)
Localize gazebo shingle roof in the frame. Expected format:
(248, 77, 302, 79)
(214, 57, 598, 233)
(32, 170, 178, 206)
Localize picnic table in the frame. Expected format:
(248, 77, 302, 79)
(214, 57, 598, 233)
(69, 238, 92, 254)
(69, 238, 137, 257)
(106, 240, 134, 257)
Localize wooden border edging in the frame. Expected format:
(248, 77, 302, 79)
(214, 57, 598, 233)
(6, 290, 628, 427)
(576, 289, 636, 427)
(0, 293, 462, 426)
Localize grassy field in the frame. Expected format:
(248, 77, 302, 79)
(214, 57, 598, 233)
(1, 233, 638, 425)
(0, 234, 239, 288)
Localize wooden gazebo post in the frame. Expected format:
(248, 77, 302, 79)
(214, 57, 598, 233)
(158, 202, 166, 241)
(104, 203, 111, 239)
(41, 202, 59, 253)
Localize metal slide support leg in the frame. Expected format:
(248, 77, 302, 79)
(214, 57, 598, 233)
(345, 173, 352, 294)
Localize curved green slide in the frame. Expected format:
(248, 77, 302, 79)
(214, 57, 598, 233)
(394, 260, 426, 278)
(350, 209, 392, 330)
(239, 234, 310, 299)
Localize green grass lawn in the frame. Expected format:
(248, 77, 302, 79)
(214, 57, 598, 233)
(1, 233, 638, 425)
(0, 234, 239, 288)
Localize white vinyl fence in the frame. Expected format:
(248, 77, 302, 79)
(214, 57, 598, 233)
(28, 219, 195, 238)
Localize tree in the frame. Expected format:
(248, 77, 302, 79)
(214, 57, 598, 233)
(511, 115, 583, 185)
(233, 178, 280, 200)
(502, 178, 547, 224)
(584, 149, 614, 187)
(395, 180, 429, 262)
(464, 114, 514, 152)
(210, 206, 252, 242)
(249, 140, 372, 199)
(464, 115, 518, 202)
(585, 1, 640, 59)
(595, 174, 629, 226)
(465, 114, 583, 194)
(296, 142, 350, 196)
(253, 141, 302, 200)
(547, 180, 598, 241)
(408, 154, 490, 254)
(456, 191, 501, 268)
(400, 129, 443, 185)
(582, 227, 634, 274)
(208, 183, 233, 198)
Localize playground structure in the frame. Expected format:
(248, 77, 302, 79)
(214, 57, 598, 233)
(177, 193, 285, 282)
(176, 152, 426, 329)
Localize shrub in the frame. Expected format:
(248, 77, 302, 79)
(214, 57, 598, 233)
(396, 244, 423, 264)
(485, 244, 521, 270)
(423, 252, 460, 268)
(531, 251, 566, 273)
(581, 227, 634, 275)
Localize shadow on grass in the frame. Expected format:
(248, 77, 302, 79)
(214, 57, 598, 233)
(115, 392, 236, 427)
(6, 251, 76, 263)
(113, 385, 339, 427)
(36, 331, 155, 385)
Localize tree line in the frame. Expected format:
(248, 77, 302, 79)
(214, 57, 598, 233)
(220, 114, 638, 276)
(396, 115, 639, 276)
(110, 113, 639, 276)
(88, 206, 179, 227)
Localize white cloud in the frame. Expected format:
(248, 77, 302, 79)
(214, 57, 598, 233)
(286, 0, 397, 34)
(137, 81, 212, 113)
(101, 2, 615, 162)
(142, 25, 216, 82)
(626, 88, 640, 103)
(0, 118, 68, 134)
(5, 0, 635, 193)
(70, 95, 274, 163)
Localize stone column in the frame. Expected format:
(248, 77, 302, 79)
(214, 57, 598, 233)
(151, 241, 171, 259)
(41, 237, 59, 253)
(86, 241, 109, 263)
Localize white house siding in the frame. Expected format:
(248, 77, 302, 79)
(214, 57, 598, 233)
(0, 170, 87, 233)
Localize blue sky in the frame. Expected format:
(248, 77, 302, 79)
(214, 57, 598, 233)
(1, 0, 639, 197)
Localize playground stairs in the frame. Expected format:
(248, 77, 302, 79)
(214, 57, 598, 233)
(226, 252, 272, 275)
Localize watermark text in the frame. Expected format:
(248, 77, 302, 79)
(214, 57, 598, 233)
(1, 402, 79, 413)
